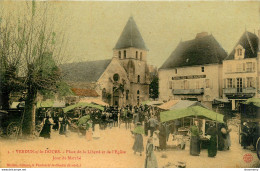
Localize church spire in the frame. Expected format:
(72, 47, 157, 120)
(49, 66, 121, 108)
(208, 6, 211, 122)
(114, 16, 148, 50)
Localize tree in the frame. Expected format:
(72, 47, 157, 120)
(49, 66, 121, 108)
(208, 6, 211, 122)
(0, 15, 25, 109)
(1, 1, 68, 136)
(149, 74, 159, 100)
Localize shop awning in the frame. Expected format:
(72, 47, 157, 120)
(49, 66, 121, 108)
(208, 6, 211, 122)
(242, 98, 260, 107)
(36, 100, 54, 108)
(63, 102, 104, 113)
(160, 106, 224, 123)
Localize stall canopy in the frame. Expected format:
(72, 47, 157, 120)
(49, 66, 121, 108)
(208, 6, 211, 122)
(36, 100, 54, 108)
(79, 99, 109, 106)
(53, 101, 66, 108)
(242, 98, 260, 107)
(144, 101, 164, 106)
(160, 106, 224, 123)
(158, 100, 208, 110)
(158, 100, 179, 110)
(63, 102, 104, 113)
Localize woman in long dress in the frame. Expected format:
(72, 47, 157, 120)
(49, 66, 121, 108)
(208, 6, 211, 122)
(144, 137, 158, 168)
(153, 128, 160, 151)
(190, 120, 200, 156)
(39, 116, 52, 139)
(132, 122, 144, 156)
(86, 120, 93, 141)
(206, 122, 217, 157)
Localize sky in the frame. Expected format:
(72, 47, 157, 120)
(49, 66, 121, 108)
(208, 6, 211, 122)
(1, 1, 260, 67)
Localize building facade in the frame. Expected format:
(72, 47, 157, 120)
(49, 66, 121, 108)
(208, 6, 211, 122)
(62, 17, 150, 107)
(159, 32, 227, 108)
(222, 31, 260, 110)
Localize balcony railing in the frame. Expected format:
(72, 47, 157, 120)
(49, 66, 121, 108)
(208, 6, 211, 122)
(172, 88, 204, 95)
(223, 87, 256, 94)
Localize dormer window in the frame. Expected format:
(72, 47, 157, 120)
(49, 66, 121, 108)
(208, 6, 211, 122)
(235, 45, 245, 59)
(124, 50, 126, 59)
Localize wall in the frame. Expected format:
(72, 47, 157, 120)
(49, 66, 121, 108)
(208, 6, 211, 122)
(159, 64, 222, 104)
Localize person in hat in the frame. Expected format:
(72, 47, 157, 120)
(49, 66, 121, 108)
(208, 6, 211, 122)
(241, 122, 250, 149)
(206, 122, 217, 157)
(132, 122, 144, 156)
(144, 137, 158, 168)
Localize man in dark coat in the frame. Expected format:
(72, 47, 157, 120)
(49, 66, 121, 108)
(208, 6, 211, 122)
(241, 122, 250, 149)
(206, 122, 217, 157)
(159, 123, 167, 150)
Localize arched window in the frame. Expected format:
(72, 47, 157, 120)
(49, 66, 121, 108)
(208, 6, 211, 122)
(126, 90, 129, 100)
(140, 52, 142, 61)
(113, 73, 120, 82)
(124, 50, 126, 59)
(137, 90, 140, 94)
(136, 51, 138, 59)
(118, 51, 121, 59)
(137, 75, 140, 83)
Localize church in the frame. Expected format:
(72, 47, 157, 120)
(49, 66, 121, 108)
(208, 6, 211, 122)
(61, 17, 151, 107)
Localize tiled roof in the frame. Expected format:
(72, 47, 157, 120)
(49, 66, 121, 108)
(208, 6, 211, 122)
(61, 59, 111, 83)
(71, 88, 99, 97)
(114, 16, 148, 50)
(160, 34, 227, 69)
(225, 31, 258, 60)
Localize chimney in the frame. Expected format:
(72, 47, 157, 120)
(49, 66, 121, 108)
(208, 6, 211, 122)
(195, 32, 208, 39)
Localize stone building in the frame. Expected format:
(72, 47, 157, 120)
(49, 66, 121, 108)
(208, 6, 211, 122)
(61, 17, 150, 107)
(159, 32, 227, 108)
(222, 31, 260, 110)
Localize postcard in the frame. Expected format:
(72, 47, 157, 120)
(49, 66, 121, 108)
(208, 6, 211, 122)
(0, 0, 260, 168)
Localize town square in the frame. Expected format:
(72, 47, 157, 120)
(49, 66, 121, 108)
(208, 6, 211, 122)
(1, 0, 260, 168)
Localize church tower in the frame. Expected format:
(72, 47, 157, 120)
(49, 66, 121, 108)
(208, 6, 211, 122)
(113, 16, 150, 106)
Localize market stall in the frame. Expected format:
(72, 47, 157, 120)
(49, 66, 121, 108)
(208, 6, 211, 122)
(160, 106, 224, 149)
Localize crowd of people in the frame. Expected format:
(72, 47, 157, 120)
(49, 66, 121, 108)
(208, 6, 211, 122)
(35, 104, 260, 168)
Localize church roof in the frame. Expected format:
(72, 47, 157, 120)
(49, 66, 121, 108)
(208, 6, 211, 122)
(114, 16, 148, 50)
(71, 88, 99, 97)
(160, 34, 227, 69)
(61, 59, 111, 83)
(225, 31, 258, 60)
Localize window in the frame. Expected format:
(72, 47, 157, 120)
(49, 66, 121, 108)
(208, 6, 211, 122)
(227, 78, 232, 88)
(126, 90, 129, 100)
(201, 67, 204, 72)
(246, 62, 253, 72)
(236, 64, 243, 72)
(118, 51, 121, 59)
(196, 81, 200, 89)
(137, 75, 140, 83)
(237, 78, 242, 93)
(136, 51, 138, 59)
(247, 77, 255, 88)
(137, 90, 140, 94)
(124, 50, 126, 59)
(237, 49, 242, 56)
(113, 73, 120, 82)
(140, 52, 142, 60)
(205, 79, 210, 88)
(184, 80, 189, 89)
(175, 69, 177, 74)
(227, 66, 232, 73)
